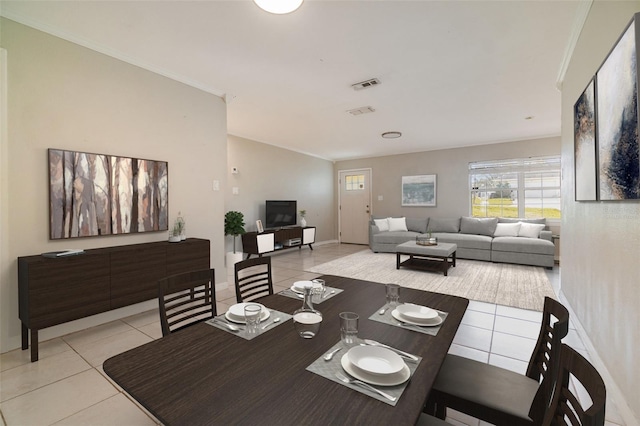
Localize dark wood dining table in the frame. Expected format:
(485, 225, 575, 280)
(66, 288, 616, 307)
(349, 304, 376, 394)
(103, 275, 468, 426)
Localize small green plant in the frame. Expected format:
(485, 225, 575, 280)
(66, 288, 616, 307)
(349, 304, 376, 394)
(224, 211, 246, 253)
(299, 209, 306, 218)
(173, 212, 185, 237)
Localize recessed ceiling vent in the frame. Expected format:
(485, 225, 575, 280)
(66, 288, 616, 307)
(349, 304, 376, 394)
(347, 106, 376, 116)
(351, 78, 381, 90)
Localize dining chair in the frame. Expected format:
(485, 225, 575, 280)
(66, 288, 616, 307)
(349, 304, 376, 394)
(532, 344, 606, 426)
(420, 343, 606, 426)
(234, 257, 274, 303)
(158, 268, 216, 337)
(425, 296, 569, 425)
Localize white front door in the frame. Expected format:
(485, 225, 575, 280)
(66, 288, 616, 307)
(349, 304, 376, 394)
(338, 169, 372, 245)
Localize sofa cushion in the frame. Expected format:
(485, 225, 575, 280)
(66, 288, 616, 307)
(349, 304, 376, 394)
(494, 222, 521, 237)
(388, 217, 408, 232)
(428, 217, 460, 233)
(498, 217, 546, 225)
(434, 232, 493, 250)
(406, 217, 428, 233)
(518, 222, 545, 239)
(373, 218, 389, 232)
(460, 217, 498, 237)
(492, 236, 555, 255)
(373, 231, 419, 244)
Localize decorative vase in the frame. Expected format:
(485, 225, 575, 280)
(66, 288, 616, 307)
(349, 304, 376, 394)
(292, 284, 322, 338)
(226, 252, 244, 268)
(300, 217, 307, 227)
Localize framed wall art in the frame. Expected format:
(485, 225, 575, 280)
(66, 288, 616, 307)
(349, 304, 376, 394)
(49, 148, 169, 239)
(401, 174, 436, 207)
(596, 14, 640, 201)
(574, 78, 598, 201)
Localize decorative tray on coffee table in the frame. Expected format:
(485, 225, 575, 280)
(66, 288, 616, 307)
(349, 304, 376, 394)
(416, 236, 437, 246)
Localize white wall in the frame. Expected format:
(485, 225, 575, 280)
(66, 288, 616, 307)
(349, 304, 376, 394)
(335, 137, 560, 225)
(226, 135, 336, 257)
(0, 19, 228, 353)
(560, 2, 640, 421)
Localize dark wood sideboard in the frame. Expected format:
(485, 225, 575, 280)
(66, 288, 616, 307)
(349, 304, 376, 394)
(18, 238, 210, 361)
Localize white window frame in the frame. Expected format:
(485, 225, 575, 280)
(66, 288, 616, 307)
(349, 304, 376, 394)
(469, 156, 561, 222)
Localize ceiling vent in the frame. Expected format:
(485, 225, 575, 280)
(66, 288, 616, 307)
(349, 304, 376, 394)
(351, 78, 381, 90)
(347, 106, 376, 116)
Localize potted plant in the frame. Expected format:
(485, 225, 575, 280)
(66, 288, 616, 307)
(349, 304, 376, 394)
(224, 211, 246, 267)
(299, 209, 307, 227)
(169, 212, 185, 242)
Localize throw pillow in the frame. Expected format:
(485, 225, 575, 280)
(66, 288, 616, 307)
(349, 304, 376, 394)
(373, 218, 389, 232)
(499, 217, 546, 225)
(388, 217, 408, 232)
(494, 222, 521, 237)
(460, 217, 498, 236)
(405, 218, 428, 233)
(427, 217, 461, 233)
(518, 222, 545, 238)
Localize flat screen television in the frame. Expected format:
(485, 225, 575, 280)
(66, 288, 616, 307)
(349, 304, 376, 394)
(265, 200, 297, 229)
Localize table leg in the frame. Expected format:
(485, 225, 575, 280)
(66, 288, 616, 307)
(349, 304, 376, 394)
(21, 322, 28, 350)
(452, 251, 456, 267)
(396, 252, 400, 269)
(443, 257, 448, 276)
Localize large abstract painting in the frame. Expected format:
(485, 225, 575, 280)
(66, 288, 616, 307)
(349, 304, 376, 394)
(401, 174, 436, 207)
(574, 78, 598, 201)
(49, 149, 168, 239)
(596, 18, 640, 201)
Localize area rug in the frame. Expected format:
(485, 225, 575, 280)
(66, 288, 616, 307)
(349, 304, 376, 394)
(307, 251, 555, 311)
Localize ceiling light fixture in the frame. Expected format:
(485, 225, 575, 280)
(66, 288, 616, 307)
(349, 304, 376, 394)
(254, 0, 303, 14)
(382, 131, 402, 139)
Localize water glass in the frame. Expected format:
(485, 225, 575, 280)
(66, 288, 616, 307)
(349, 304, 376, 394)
(311, 279, 326, 303)
(385, 283, 400, 308)
(244, 304, 262, 334)
(293, 311, 322, 338)
(339, 312, 359, 344)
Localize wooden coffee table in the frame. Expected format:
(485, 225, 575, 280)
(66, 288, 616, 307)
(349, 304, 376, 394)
(396, 241, 457, 276)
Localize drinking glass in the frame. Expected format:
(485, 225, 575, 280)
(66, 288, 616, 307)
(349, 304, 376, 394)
(311, 279, 326, 303)
(385, 283, 400, 308)
(244, 304, 262, 334)
(339, 312, 359, 344)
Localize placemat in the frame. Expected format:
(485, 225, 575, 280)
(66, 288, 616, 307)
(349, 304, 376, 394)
(206, 309, 292, 341)
(369, 304, 448, 336)
(306, 339, 421, 406)
(278, 286, 343, 303)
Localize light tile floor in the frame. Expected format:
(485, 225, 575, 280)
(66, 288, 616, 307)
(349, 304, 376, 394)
(0, 243, 627, 425)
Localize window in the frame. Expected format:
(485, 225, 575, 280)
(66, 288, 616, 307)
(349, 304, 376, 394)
(469, 156, 561, 219)
(345, 174, 365, 191)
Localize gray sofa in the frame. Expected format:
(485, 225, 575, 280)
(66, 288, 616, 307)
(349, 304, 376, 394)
(369, 216, 555, 268)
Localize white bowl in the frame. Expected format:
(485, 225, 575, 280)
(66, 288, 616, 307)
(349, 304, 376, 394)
(226, 303, 269, 323)
(396, 304, 438, 323)
(347, 346, 405, 376)
(291, 280, 322, 293)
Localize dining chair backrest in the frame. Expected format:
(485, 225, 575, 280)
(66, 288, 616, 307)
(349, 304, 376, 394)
(158, 268, 216, 337)
(526, 296, 570, 408)
(234, 257, 274, 303)
(530, 344, 606, 426)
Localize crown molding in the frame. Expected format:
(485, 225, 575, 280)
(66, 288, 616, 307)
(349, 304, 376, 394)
(555, 0, 594, 91)
(0, 10, 227, 99)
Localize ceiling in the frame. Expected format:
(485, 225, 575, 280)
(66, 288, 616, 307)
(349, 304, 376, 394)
(1, 1, 581, 161)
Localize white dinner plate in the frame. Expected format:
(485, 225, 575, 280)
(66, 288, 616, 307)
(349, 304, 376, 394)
(225, 303, 270, 324)
(395, 304, 438, 322)
(347, 346, 404, 376)
(340, 354, 410, 387)
(291, 280, 323, 294)
(392, 309, 443, 327)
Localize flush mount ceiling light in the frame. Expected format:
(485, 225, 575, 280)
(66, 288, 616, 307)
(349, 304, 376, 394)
(254, 0, 303, 14)
(381, 131, 402, 139)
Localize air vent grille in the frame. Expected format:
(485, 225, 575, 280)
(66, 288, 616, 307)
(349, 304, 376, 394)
(351, 78, 381, 90)
(347, 106, 376, 116)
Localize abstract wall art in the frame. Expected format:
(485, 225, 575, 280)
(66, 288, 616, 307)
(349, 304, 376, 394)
(596, 16, 640, 201)
(49, 148, 168, 239)
(401, 174, 436, 207)
(574, 78, 598, 201)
